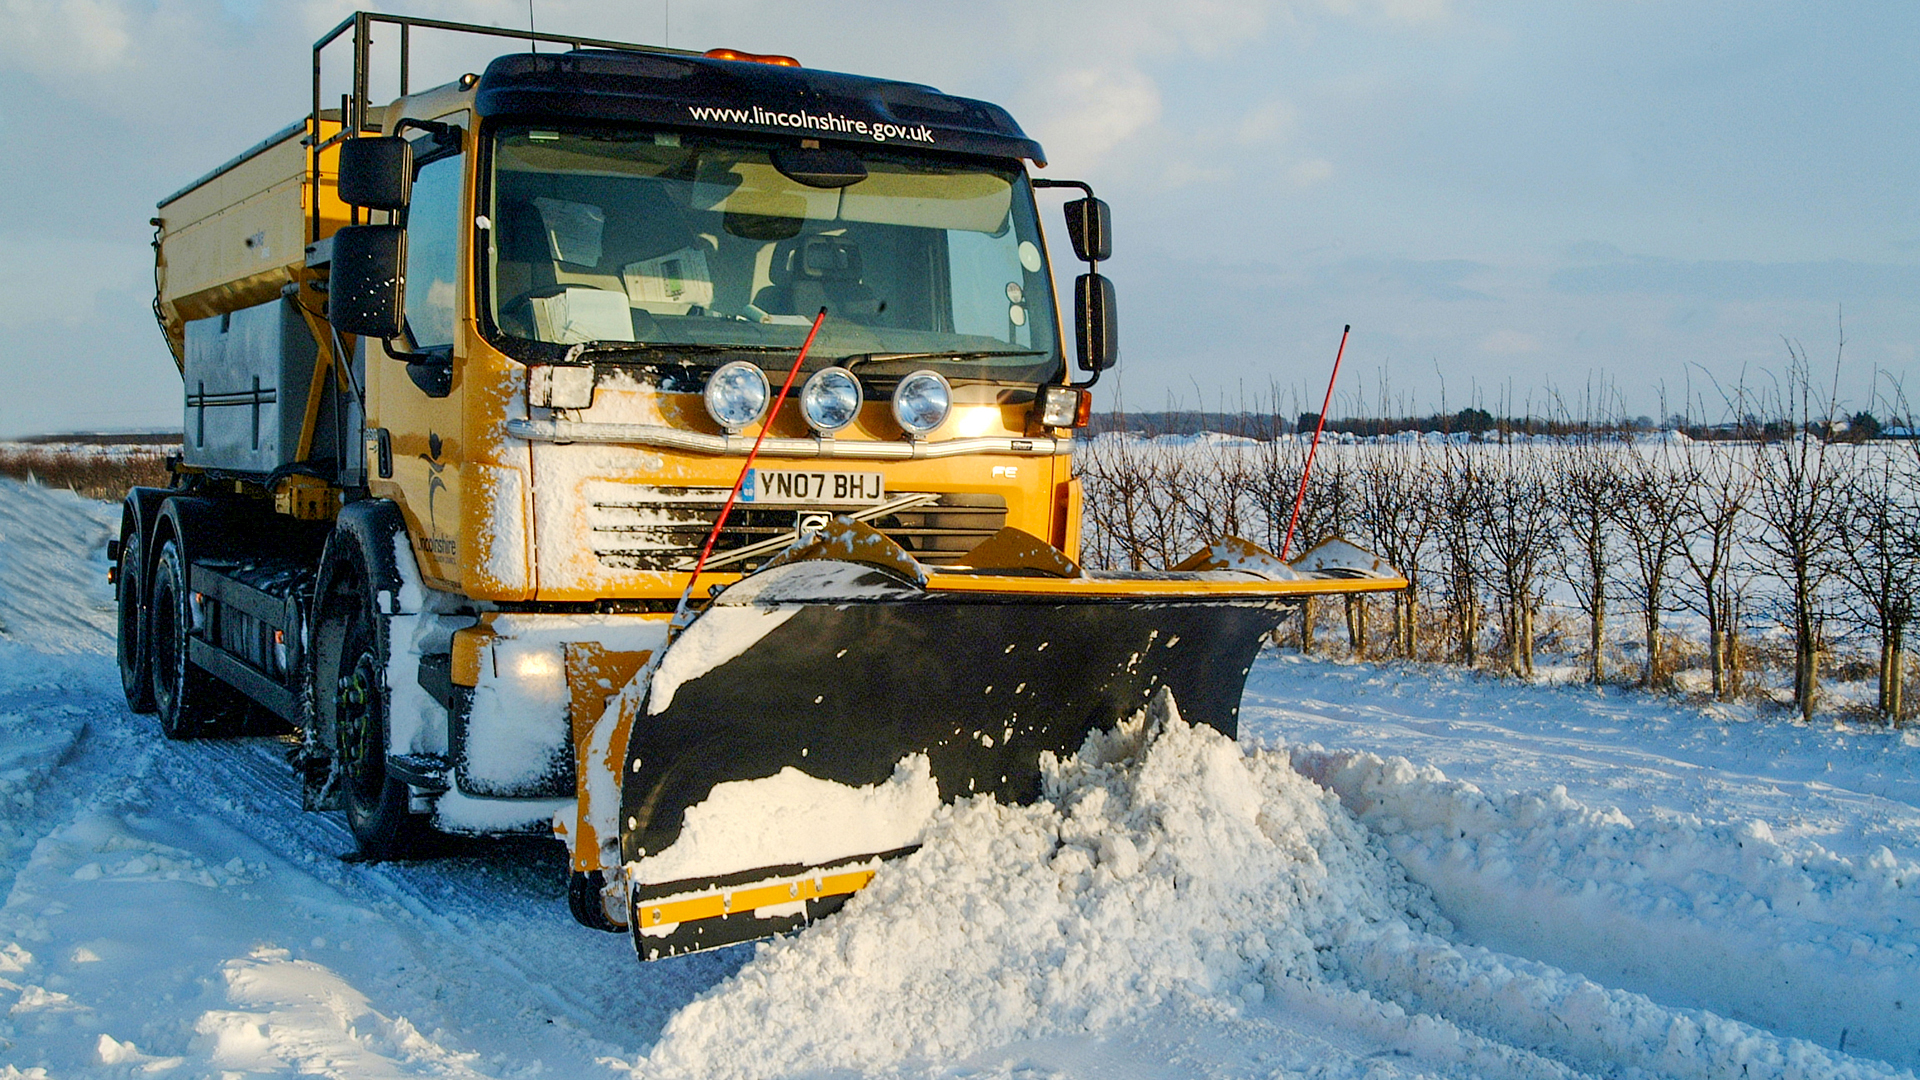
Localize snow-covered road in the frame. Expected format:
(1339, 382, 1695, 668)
(1, 476, 1914, 1079)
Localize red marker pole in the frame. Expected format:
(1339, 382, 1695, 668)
(1279, 324, 1350, 561)
(672, 308, 829, 632)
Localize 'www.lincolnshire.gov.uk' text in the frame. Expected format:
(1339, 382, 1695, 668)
(687, 105, 936, 144)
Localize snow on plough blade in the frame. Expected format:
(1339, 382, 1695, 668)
(612, 523, 1403, 959)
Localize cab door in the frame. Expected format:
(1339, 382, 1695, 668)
(366, 113, 468, 587)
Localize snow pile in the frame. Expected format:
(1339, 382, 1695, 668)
(639, 693, 1908, 1080)
(0, 478, 117, 653)
(638, 690, 1446, 1078)
(631, 756, 942, 885)
(1296, 746, 1920, 1069)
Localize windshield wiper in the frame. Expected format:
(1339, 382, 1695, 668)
(561, 341, 797, 362)
(841, 349, 1044, 371)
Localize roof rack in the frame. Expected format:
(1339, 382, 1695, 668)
(308, 10, 695, 241)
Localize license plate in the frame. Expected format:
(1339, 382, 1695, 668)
(742, 469, 885, 505)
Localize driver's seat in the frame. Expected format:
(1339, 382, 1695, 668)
(755, 235, 882, 321)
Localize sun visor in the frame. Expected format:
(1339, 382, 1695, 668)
(689, 160, 1013, 233)
(692, 159, 838, 220)
(840, 170, 1011, 233)
(476, 51, 1047, 166)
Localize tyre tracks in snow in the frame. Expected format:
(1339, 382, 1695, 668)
(141, 724, 741, 1044)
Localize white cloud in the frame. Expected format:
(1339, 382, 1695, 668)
(0, 0, 135, 75)
(1025, 65, 1163, 169)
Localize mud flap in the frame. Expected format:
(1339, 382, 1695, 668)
(618, 561, 1293, 958)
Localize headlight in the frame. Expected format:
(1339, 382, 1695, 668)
(704, 361, 770, 432)
(891, 370, 951, 438)
(800, 367, 863, 435)
(1038, 385, 1091, 428)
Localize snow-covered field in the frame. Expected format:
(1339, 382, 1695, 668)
(1, 474, 1915, 1079)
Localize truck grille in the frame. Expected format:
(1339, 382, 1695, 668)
(584, 484, 1008, 571)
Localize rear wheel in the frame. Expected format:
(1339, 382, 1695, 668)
(314, 566, 426, 859)
(149, 538, 247, 738)
(116, 531, 155, 713)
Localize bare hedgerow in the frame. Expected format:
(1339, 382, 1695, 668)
(1171, 440, 1260, 550)
(0, 447, 172, 500)
(1079, 436, 1193, 570)
(1080, 409, 1920, 719)
(1079, 434, 1274, 571)
(1254, 436, 1357, 562)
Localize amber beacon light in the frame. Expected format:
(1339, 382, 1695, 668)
(703, 48, 801, 66)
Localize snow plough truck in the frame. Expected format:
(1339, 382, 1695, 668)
(113, 12, 1404, 959)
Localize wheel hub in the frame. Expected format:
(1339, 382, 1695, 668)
(340, 653, 380, 780)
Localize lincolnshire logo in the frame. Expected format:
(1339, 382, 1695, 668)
(417, 432, 455, 557)
(687, 104, 935, 145)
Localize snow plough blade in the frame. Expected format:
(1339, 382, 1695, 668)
(616, 524, 1402, 959)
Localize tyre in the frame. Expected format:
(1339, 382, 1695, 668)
(116, 530, 155, 713)
(313, 564, 427, 859)
(149, 538, 248, 739)
(568, 869, 628, 933)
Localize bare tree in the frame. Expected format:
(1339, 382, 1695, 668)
(1554, 436, 1623, 683)
(1477, 448, 1560, 676)
(1610, 442, 1696, 687)
(1749, 345, 1850, 719)
(1676, 440, 1754, 699)
(1830, 446, 1919, 723)
(1435, 442, 1489, 664)
(1263, 443, 1354, 653)
(1354, 441, 1440, 658)
(1249, 435, 1307, 557)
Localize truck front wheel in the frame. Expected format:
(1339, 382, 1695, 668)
(313, 567, 426, 859)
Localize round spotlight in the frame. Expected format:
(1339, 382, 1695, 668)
(704, 361, 770, 432)
(800, 367, 863, 434)
(891, 369, 952, 439)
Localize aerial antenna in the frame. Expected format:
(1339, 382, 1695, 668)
(671, 308, 830, 638)
(527, 0, 537, 53)
(664, 0, 671, 46)
(1280, 324, 1351, 561)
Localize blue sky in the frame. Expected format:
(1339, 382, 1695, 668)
(1, 0, 1915, 435)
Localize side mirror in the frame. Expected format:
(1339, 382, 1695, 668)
(329, 225, 406, 339)
(1074, 272, 1118, 372)
(1064, 197, 1112, 263)
(338, 136, 413, 210)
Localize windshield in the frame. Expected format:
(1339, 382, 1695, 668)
(485, 125, 1062, 384)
